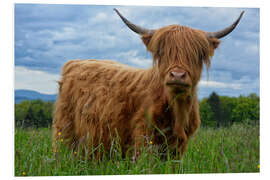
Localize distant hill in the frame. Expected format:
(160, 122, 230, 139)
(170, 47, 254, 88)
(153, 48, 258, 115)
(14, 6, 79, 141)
(15, 89, 57, 104)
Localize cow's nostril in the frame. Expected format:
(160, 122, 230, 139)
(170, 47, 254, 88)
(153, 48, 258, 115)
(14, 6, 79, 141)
(170, 71, 186, 79)
(182, 72, 186, 78)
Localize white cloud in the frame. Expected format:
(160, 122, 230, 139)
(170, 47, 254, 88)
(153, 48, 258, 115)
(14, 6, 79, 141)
(15, 66, 60, 94)
(14, 5, 259, 98)
(233, 38, 259, 56)
(243, 31, 259, 40)
(245, 43, 259, 55)
(116, 50, 152, 68)
(127, 56, 152, 68)
(92, 12, 108, 22)
(52, 27, 78, 41)
(199, 80, 242, 90)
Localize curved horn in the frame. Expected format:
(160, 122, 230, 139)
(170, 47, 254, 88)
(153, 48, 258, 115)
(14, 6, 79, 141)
(114, 8, 155, 35)
(207, 11, 245, 39)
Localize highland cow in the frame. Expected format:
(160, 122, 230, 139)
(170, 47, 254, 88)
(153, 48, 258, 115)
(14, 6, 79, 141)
(52, 9, 244, 159)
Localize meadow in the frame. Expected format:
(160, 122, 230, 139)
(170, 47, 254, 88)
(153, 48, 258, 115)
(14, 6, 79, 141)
(14, 123, 259, 176)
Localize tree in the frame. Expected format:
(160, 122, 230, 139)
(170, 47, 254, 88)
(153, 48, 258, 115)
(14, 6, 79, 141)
(37, 108, 45, 128)
(15, 100, 54, 128)
(219, 96, 238, 126)
(232, 95, 260, 124)
(15, 100, 31, 127)
(199, 98, 215, 127)
(207, 92, 223, 127)
(24, 106, 34, 128)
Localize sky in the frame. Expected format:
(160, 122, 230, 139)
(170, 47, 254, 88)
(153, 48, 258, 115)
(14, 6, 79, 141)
(14, 4, 260, 99)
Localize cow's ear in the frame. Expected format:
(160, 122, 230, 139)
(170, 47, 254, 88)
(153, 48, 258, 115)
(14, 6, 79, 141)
(141, 34, 153, 47)
(209, 38, 220, 49)
(208, 38, 221, 56)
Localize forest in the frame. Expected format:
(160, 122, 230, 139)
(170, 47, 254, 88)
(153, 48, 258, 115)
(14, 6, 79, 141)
(14, 92, 260, 128)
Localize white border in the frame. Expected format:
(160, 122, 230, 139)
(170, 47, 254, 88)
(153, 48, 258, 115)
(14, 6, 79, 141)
(2, 0, 269, 179)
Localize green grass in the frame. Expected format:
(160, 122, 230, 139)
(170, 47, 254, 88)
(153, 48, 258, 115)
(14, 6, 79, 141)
(15, 123, 260, 176)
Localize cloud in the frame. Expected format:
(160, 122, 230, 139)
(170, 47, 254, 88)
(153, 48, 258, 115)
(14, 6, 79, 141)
(116, 50, 152, 68)
(91, 12, 109, 23)
(14, 4, 260, 98)
(198, 72, 260, 99)
(199, 80, 242, 90)
(15, 66, 60, 94)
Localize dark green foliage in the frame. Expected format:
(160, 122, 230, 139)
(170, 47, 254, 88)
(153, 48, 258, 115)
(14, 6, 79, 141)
(199, 98, 215, 127)
(207, 92, 223, 127)
(232, 94, 260, 124)
(15, 99, 54, 128)
(199, 92, 260, 128)
(219, 96, 238, 126)
(14, 92, 260, 129)
(24, 106, 35, 127)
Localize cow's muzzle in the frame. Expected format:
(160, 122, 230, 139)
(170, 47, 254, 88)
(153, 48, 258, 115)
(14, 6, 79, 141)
(166, 68, 191, 89)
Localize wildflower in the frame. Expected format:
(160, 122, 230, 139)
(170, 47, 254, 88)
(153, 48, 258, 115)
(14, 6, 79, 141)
(149, 140, 153, 145)
(74, 151, 77, 155)
(60, 138, 64, 142)
(58, 132, 61, 136)
(22, 171, 26, 176)
(257, 164, 260, 169)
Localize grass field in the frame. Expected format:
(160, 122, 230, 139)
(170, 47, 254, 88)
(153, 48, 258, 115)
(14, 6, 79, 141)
(14, 123, 260, 176)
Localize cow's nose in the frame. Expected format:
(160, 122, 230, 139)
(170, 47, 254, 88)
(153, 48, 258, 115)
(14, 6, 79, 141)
(170, 71, 187, 80)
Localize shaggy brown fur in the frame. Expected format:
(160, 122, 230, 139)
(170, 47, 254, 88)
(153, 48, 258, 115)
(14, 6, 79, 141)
(52, 24, 220, 158)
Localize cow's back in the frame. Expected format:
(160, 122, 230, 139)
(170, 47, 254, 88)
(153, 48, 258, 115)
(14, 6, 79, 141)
(53, 59, 152, 152)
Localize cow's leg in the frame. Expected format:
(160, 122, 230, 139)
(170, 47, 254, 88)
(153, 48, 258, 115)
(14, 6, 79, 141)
(171, 97, 193, 159)
(187, 99, 201, 138)
(130, 108, 152, 161)
(173, 120, 188, 158)
(173, 98, 200, 158)
(52, 100, 76, 153)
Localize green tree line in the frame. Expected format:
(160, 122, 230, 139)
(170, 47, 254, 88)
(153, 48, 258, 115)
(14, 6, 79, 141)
(15, 92, 260, 128)
(200, 92, 260, 127)
(15, 100, 54, 128)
